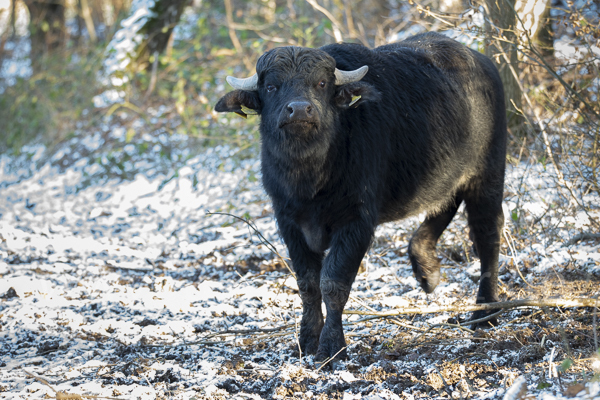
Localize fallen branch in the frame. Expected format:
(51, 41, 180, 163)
(24, 370, 123, 399)
(394, 336, 498, 351)
(564, 233, 600, 247)
(344, 298, 599, 318)
(212, 324, 295, 335)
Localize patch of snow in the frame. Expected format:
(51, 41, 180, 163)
(0, 132, 598, 398)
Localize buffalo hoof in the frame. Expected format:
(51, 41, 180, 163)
(299, 331, 320, 355)
(409, 245, 441, 294)
(315, 348, 347, 371)
(314, 325, 347, 367)
(415, 266, 440, 294)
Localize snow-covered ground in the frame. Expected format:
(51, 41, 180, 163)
(0, 126, 599, 399)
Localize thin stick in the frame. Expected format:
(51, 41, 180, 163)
(315, 346, 348, 373)
(24, 370, 57, 394)
(305, 0, 344, 42)
(433, 365, 453, 398)
(293, 299, 302, 364)
(223, 0, 253, 71)
(206, 212, 295, 278)
(343, 298, 600, 317)
(502, 227, 535, 289)
(594, 297, 599, 351)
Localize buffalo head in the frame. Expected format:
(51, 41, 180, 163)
(215, 47, 380, 158)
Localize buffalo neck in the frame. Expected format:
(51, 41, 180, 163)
(260, 127, 340, 201)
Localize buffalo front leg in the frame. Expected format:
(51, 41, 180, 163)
(317, 219, 374, 363)
(297, 267, 324, 355)
(277, 220, 325, 355)
(409, 198, 461, 293)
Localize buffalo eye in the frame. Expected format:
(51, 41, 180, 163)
(318, 80, 326, 89)
(266, 84, 277, 93)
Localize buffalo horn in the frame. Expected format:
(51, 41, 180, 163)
(226, 74, 258, 91)
(334, 65, 369, 85)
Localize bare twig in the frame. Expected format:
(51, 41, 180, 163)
(594, 297, 599, 351)
(305, 0, 344, 42)
(223, 0, 253, 71)
(206, 211, 295, 278)
(490, 32, 600, 230)
(210, 324, 295, 336)
(502, 226, 535, 289)
(433, 365, 453, 397)
(293, 299, 302, 363)
(395, 336, 498, 351)
(315, 346, 348, 372)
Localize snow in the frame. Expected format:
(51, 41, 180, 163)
(554, 36, 600, 64)
(0, 133, 597, 398)
(0, 123, 599, 399)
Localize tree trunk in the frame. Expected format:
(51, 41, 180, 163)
(135, 0, 189, 71)
(80, 0, 97, 42)
(11, 0, 17, 37)
(516, 0, 554, 58)
(24, 0, 66, 72)
(534, 4, 553, 58)
(485, 0, 524, 134)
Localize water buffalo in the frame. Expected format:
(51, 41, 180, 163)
(215, 32, 506, 364)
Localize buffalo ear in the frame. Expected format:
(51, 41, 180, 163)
(334, 82, 381, 109)
(215, 90, 262, 118)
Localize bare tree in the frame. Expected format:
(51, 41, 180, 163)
(24, 0, 66, 71)
(11, 0, 17, 37)
(485, 0, 524, 134)
(134, 0, 189, 71)
(516, 0, 554, 59)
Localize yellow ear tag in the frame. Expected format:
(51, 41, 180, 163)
(234, 111, 248, 119)
(349, 95, 362, 107)
(241, 105, 258, 115)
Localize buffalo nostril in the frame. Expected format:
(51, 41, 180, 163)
(287, 105, 294, 116)
(305, 104, 313, 115)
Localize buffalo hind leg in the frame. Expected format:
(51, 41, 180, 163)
(409, 198, 461, 293)
(464, 195, 504, 327)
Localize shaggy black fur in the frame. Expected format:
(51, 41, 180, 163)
(215, 32, 507, 364)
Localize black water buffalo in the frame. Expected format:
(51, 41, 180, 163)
(215, 32, 506, 364)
